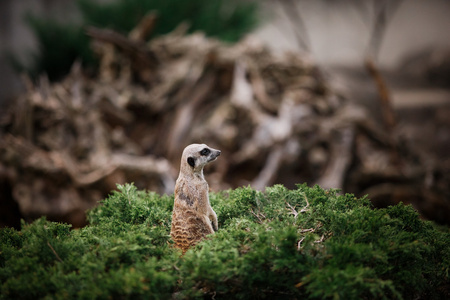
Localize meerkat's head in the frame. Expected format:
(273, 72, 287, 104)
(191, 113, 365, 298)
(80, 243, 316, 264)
(180, 143, 221, 175)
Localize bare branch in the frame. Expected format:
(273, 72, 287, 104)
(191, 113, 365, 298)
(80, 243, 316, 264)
(276, 0, 311, 52)
(314, 235, 325, 244)
(47, 241, 63, 263)
(366, 0, 405, 60)
(286, 202, 299, 219)
(297, 237, 306, 250)
(250, 208, 266, 224)
(299, 193, 310, 213)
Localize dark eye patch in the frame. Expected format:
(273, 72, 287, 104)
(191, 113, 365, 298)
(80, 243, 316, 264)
(200, 148, 210, 156)
(187, 157, 195, 168)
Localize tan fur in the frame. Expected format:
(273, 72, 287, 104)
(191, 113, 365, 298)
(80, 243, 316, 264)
(170, 144, 221, 253)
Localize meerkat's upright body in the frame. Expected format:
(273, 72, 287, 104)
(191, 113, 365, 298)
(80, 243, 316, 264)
(170, 144, 221, 253)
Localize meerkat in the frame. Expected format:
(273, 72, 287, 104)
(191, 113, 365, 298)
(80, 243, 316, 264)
(170, 143, 221, 253)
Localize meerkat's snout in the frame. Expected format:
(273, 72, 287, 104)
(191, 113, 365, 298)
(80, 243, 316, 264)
(208, 149, 221, 162)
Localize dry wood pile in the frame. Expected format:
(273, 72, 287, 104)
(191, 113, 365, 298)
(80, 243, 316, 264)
(1, 18, 449, 227)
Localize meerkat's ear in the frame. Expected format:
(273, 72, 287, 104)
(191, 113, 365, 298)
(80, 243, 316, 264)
(187, 157, 196, 168)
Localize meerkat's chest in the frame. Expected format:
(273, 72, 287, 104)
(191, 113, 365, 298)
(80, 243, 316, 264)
(175, 178, 208, 207)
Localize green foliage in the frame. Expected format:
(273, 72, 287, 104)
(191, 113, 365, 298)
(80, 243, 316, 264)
(1, 183, 449, 299)
(18, 0, 259, 81)
(20, 15, 97, 81)
(77, 0, 258, 42)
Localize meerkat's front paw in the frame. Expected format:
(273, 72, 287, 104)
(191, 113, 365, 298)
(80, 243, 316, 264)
(211, 213, 218, 231)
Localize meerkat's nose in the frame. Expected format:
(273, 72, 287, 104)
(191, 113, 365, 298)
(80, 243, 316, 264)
(217, 150, 221, 156)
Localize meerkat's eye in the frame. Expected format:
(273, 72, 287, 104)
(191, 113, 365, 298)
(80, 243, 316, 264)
(200, 148, 210, 156)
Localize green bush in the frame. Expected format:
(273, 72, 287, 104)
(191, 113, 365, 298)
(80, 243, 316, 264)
(18, 0, 259, 81)
(1, 183, 449, 299)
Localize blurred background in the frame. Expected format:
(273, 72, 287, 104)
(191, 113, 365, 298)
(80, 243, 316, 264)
(1, 0, 449, 228)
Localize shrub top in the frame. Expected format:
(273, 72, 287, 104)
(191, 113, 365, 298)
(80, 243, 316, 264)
(1, 183, 449, 299)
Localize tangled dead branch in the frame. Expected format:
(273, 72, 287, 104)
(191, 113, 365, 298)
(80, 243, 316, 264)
(1, 19, 449, 227)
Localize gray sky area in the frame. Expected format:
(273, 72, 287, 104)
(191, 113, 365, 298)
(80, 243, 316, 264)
(253, 0, 450, 68)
